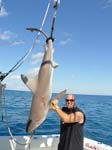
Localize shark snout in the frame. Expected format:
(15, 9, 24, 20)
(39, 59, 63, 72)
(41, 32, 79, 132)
(26, 119, 40, 133)
(26, 119, 37, 133)
(26, 119, 32, 133)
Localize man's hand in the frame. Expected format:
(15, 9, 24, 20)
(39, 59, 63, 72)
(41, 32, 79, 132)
(49, 99, 59, 111)
(52, 98, 59, 106)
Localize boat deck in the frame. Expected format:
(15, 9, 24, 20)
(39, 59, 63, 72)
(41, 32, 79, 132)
(0, 135, 112, 150)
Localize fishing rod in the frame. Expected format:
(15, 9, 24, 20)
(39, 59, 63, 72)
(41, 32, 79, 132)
(26, 0, 60, 42)
(50, 0, 60, 40)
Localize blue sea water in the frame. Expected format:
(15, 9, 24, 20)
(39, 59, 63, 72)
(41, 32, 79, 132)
(0, 90, 112, 146)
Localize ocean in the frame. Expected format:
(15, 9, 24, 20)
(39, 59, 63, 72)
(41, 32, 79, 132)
(0, 90, 112, 146)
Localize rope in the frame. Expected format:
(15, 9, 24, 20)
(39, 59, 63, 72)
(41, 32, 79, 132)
(0, 82, 6, 120)
(2, 85, 33, 149)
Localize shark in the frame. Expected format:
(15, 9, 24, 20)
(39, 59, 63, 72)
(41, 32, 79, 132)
(21, 39, 66, 133)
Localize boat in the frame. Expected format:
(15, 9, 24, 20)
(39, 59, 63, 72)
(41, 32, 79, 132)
(0, 135, 112, 150)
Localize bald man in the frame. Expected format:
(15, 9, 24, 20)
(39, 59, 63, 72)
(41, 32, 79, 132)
(50, 94, 86, 150)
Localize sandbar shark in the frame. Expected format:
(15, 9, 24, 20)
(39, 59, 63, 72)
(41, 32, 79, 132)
(21, 39, 66, 133)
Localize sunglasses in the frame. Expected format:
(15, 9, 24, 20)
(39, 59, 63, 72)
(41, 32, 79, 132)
(66, 99, 75, 102)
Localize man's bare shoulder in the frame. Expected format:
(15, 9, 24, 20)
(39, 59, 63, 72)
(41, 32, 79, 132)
(75, 111, 84, 124)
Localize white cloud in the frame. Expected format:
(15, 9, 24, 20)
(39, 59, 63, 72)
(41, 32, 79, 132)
(5, 53, 43, 91)
(0, 29, 25, 46)
(106, 0, 112, 5)
(102, 0, 112, 8)
(27, 67, 40, 76)
(4, 74, 29, 91)
(35, 39, 41, 44)
(31, 52, 44, 64)
(32, 52, 44, 59)
(0, 6, 8, 17)
(63, 32, 72, 37)
(9, 75, 21, 80)
(59, 32, 72, 45)
(59, 38, 72, 45)
(0, 30, 17, 40)
(11, 40, 25, 46)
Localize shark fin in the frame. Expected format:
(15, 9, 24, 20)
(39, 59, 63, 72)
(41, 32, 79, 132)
(52, 60, 59, 68)
(49, 89, 67, 105)
(21, 74, 38, 94)
(49, 89, 67, 108)
(54, 89, 67, 100)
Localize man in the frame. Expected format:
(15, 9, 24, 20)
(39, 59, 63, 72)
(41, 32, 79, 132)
(50, 94, 86, 150)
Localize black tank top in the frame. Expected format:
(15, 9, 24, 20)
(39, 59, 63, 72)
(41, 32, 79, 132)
(58, 107, 86, 150)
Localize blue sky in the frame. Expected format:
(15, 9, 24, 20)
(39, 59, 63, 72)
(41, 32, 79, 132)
(0, 0, 112, 95)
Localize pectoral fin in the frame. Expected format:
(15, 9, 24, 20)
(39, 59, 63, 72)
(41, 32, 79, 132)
(54, 89, 67, 100)
(21, 74, 38, 94)
(49, 89, 67, 106)
(52, 60, 59, 68)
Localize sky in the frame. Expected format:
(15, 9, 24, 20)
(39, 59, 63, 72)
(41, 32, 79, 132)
(0, 0, 112, 95)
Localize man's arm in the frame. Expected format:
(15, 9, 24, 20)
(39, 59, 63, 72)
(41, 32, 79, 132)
(50, 100, 84, 124)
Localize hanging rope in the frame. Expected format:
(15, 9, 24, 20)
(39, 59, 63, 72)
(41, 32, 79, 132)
(0, 81, 6, 120)
(1, 86, 33, 149)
